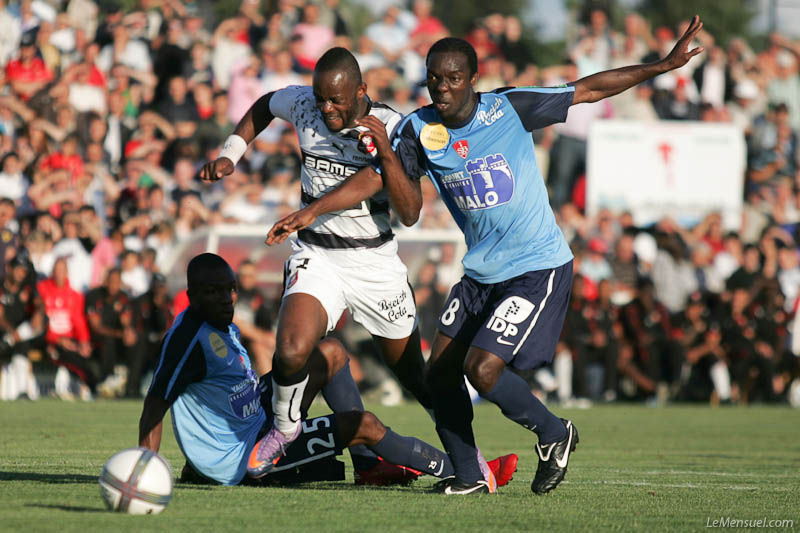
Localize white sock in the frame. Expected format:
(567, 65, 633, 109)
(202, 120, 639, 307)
(0, 364, 10, 400)
(534, 368, 558, 393)
(271, 375, 308, 437)
(11, 355, 28, 399)
(55, 366, 71, 396)
(554, 350, 573, 402)
(710, 361, 731, 401)
(26, 366, 40, 401)
(15, 322, 36, 342)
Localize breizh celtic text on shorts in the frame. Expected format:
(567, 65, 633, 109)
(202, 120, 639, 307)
(378, 291, 409, 322)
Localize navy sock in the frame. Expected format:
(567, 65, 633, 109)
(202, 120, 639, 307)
(387, 346, 434, 411)
(481, 367, 567, 444)
(322, 360, 379, 471)
(370, 429, 454, 478)
(431, 379, 482, 484)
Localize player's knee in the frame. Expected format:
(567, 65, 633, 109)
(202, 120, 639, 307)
(276, 336, 316, 372)
(317, 338, 348, 374)
(463, 353, 501, 395)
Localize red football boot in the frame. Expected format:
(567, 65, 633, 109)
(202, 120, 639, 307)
(354, 458, 422, 486)
(487, 453, 519, 487)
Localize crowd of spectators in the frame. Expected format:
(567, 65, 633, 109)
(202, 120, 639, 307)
(0, 0, 799, 406)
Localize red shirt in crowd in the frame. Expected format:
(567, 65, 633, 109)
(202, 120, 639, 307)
(87, 64, 107, 88)
(37, 278, 90, 345)
(410, 16, 447, 39)
(39, 152, 85, 182)
(172, 289, 189, 318)
(5, 57, 54, 100)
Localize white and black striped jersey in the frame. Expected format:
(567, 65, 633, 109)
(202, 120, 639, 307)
(268, 85, 402, 249)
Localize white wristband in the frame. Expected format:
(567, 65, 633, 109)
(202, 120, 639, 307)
(219, 135, 248, 166)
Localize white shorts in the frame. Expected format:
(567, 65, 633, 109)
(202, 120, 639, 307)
(282, 239, 417, 339)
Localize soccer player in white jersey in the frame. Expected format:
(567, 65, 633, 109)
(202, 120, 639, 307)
(266, 18, 707, 494)
(198, 48, 521, 484)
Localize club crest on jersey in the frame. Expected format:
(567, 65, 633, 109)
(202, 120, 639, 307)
(454, 139, 469, 159)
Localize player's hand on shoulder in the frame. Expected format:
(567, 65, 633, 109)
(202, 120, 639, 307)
(664, 15, 704, 70)
(198, 157, 235, 183)
(355, 115, 392, 157)
(265, 207, 317, 246)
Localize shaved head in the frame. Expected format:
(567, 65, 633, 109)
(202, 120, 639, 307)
(427, 37, 478, 77)
(312, 47, 368, 131)
(315, 47, 362, 85)
(187, 253, 234, 292)
(186, 253, 237, 328)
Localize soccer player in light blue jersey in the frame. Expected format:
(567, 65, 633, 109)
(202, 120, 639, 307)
(266, 16, 706, 495)
(138, 253, 479, 487)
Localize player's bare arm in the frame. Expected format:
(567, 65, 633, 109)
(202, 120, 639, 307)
(138, 394, 172, 452)
(572, 15, 704, 105)
(355, 115, 422, 226)
(198, 93, 276, 182)
(265, 168, 384, 245)
(265, 115, 422, 245)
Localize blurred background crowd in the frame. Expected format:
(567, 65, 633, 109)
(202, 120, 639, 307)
(1, 0, 799, 407)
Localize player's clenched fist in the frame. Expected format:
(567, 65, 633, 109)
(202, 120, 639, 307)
(198, 157, 235, 182)
(355, 115, 392, 157)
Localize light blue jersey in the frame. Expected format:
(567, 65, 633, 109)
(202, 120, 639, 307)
(394, 87, 575, 283)
(149, 308, 266, 485)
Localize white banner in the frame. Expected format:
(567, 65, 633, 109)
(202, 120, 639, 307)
(586, 120, 746, 229)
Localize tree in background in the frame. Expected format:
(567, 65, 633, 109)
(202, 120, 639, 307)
(432, 0, 526, 38)
(636, 0, 757, 46)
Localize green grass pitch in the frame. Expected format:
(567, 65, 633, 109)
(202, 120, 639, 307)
(1, 400, 798, 532)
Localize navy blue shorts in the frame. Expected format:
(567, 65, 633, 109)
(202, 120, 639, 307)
(437, 260, 573, 370)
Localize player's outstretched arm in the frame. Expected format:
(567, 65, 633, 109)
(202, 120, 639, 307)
(265, 168, 384, 245)
(572, 15, 704, 105)
(198, 92, 276, 182)
(355, 115, 422, 226)
(138, 393, 172, 452)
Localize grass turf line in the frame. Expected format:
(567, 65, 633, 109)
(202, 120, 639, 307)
(1, 400, 798, 532)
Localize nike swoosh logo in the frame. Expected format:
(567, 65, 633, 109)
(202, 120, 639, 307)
(536, 443, 554, 461)
(444, 482, 487, 495)
(555, 425, 574, 469)
(496, 337, 514, 346)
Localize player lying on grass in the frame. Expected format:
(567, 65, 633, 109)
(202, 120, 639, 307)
(138, 253, 517, 489)
(265, 17, 707, 494)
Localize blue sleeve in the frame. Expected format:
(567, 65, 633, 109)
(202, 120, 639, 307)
(149, 322, 206, 403)
(497, 86, 575, 131)
(387, 119, 427, 181)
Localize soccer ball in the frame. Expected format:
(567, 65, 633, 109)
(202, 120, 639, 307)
(98, 447, 173, 514)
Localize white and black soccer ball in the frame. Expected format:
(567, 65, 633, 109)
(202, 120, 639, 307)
(98, 447, 173, 514)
